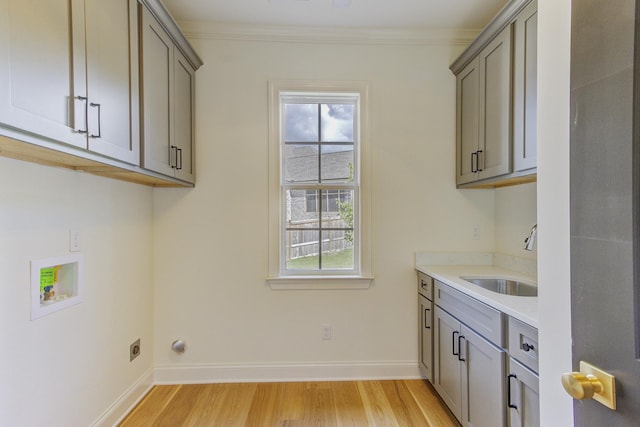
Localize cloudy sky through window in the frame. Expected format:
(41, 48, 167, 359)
(285, 103, 354, 148)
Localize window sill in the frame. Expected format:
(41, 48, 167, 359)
(266, 276, 374, 290)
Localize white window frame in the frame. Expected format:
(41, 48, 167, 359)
(267, 80, 373, 290)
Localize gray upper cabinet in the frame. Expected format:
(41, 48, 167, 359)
(478, 27, 512, 181)
(456, 26, 512, 186)
(173, 51, 196, 183)
(140, 6, 174, 177)
(0, 0, 201, 187)
(451, 0, 537, 188)
(0, 0, 139, 165)
(83, 0, 140, 165)
(140, 2, 198, 184)
(513, 0, 538, 172)
(456, 58, 480, 184)
(0, 0, 89, 150)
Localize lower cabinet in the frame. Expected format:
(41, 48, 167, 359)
(421, 275, 540, 427)
(433, 306, 506, 427)
(508, 357, 540, 427)
(418, 293, 433, 382)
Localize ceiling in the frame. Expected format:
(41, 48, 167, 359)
(161, 0, 509, 31)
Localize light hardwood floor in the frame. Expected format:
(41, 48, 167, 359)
(119, 380, 459, 426)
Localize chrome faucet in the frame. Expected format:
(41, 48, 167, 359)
(523, 224, 537, 251)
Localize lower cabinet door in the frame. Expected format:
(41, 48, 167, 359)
(433, 307, 463, 420)
(461, 324, 507, 427)
(418, 294, 433, 382)
(508, 358, 540, 427)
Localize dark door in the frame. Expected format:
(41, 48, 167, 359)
(569, 0, 640, 424)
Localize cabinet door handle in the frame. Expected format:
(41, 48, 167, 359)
(521, 342, 535, 352)
(471, 152, 478, 173)
(424, 308, 431, 329)
(176, 148, 183, 170)
(457, 335, 466, 362)
(452, 331, 459, 356)
(75, 96, 88, 134)
(476, 150, 484, 171)
(89, 102, 101, 138)
(508, 374, 518, 409)
(170, 145, 178, 169)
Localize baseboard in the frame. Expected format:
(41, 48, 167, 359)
(90, 368, 154, 427)
(154, 361, 422, 384)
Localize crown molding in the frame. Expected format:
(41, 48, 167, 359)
(449, 0, 534, 73)
(140, 0, 203, 69)
(178, 20, 480, 46)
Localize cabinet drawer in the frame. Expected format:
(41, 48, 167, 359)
(417, 272, 433, 300)
(509, 317, 539, 373)
(435, 281, 504, 347)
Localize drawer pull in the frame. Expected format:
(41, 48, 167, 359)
(452, 331, 459, 357)
(75, 96, 88, 134)
(89, 102, 101, 138)
(508, 374, 518, 409)
(424, 308, 431, 329)
(522, 342, 535, 352)
(457, 335, 466, 362)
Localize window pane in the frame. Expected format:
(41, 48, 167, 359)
(320, 231, 354, 270)
(284, 145, 318, 183)
(285, 229, 320, 270)
(331, 190, 354, 235)
(321, 104, 354, 142)
(286, 190, 320, 223)
(320, 145, 354, 183)
(305, 190, 317, 213)
(285, 104, 318, 142)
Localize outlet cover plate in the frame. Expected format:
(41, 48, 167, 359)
(130, 338, 141, 362)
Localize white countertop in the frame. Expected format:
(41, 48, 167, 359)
(416, 264, 538, 328)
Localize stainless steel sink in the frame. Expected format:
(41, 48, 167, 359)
(460, 277, 538, 297)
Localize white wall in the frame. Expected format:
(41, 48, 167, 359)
(152, 37, 499, 377)
(0, 157, 154, 426)
(537, 0, 574, 424)
(495, 182, 537, 261)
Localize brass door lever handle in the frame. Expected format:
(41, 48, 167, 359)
(561, 361, 616, 410)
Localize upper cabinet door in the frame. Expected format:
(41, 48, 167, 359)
(456, 57, 480, 185)
(84, 0, 140, 165)
(140, 5, 174, 177)
(513, 0, 538, 172)
(478, 25, 512, 181)
(140, 4, 197, 184)
(173, 50, 196, 183)
(0, 0, 87, 148)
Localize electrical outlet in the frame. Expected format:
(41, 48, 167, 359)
(69, 229, 81, 252)
(130, 339, 141, 362)
(322, 324, 332, 340)
(472, 225, 481, 240)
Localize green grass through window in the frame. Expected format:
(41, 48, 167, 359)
(287, 248, 354, 270)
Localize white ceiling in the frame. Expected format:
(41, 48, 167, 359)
(161, 0, 509, 31)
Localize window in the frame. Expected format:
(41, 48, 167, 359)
(305, 189, 351, 213)
(268, 81, 372, 289)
